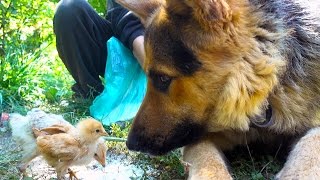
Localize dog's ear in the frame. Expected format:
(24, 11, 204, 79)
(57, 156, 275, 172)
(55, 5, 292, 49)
(168, 0, 232, 28)
(188, 0, 232, 20)
(166, 1, 191, 16)
(116, 0, 164, 26)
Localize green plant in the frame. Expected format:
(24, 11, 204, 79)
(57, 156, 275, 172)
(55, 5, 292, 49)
(0, 0, 73, 104)
(89, 0, 107, 16)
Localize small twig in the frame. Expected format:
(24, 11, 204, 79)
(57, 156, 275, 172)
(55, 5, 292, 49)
(244, 133, 256, 172)
(104, 136, 127, 142)
(259, 142, 282, 173)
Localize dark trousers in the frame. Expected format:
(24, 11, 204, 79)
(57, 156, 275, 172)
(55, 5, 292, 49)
(54, 0, 113, 98)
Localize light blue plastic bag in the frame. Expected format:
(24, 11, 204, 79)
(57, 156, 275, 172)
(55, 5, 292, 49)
(90, 37, 147, 126)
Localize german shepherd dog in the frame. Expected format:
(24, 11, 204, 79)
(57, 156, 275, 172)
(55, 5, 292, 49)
(117, 0, 320, 179)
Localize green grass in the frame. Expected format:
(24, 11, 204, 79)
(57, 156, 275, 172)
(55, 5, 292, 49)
(228, 146, 284, 180)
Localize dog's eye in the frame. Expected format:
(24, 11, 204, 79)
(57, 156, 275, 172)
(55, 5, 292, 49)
(150, 72, 172, 92)
(159, 75, 171, 84)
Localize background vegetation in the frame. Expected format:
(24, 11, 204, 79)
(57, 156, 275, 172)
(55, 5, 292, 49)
(0, 0, 283, 179)
(1, 0, 72, 108)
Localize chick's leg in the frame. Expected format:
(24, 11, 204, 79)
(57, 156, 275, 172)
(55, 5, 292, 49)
(56, 164, 69, 180)
(18, 150, 38, 175)
(68, 168, 79, 180)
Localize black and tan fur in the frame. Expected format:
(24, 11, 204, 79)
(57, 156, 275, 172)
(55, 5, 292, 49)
(117, 0, 320, 178)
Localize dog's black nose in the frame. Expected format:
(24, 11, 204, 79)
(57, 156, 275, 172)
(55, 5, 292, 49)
(126, 140, 137, 151)
(126, 131, 169, 155)
(126, 131, 141, 151)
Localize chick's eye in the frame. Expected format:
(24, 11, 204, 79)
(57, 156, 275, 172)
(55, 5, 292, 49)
(150, 72, 172, 92)
(94, 153, 97, 156)
(96, 129, 100, 133)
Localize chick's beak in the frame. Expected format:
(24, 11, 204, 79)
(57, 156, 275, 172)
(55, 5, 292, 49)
(94, 156, 106, 167)
(98, 158, 106, 167)
(101, 130, 108, 136)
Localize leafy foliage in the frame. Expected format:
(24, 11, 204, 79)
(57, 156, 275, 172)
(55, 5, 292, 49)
(89, 0, 107, 16)
(0, 0, 107, 104)
(0, 0, 73, 104)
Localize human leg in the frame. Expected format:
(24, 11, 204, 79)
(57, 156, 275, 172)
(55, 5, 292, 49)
(54, 0, 113, 98)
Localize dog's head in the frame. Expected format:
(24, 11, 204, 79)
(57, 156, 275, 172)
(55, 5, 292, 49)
(118, 0, 283, 155)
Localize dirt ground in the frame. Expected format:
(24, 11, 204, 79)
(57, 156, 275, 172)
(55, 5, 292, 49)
(0, 126, 152, 180)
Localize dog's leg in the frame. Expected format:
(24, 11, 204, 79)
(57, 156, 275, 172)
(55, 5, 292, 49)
(276, 127, 320, 179)
(182, 138, 232, 180)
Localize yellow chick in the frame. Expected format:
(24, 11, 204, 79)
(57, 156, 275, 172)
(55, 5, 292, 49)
(9, 110, 75, 173)
(35, 118, 107, 180)
(9, 109, 108, 178)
